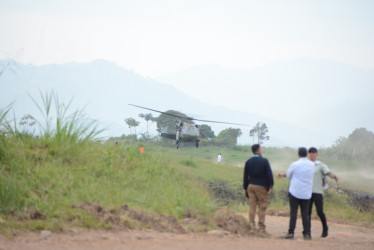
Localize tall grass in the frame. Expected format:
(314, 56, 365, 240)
(0, 104, 12, 136)
(29, 91, 103, 143)
(0, 140, 217, 235)
(0, 92, 217, 235)
(0, 91, 103, 215)
(0, 105, 11, 126)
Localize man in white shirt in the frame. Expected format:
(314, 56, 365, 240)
(278, 147, 315, 240)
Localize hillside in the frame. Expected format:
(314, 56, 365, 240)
(1, 59, 338, 147)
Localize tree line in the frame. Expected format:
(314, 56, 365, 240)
(324, 127, 374, 161)
(123, 110, 270, 146)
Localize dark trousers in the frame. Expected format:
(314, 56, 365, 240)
(288, 193, 310, 235)
(308, 193, 328, 231)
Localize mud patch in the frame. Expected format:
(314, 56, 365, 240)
(208, 182, 286, 206)
(338, 189, 374, 212)
(72, 203, 104, 214)
(71, 203, 252, 235)
(104, 214, 121, 225)
(208, 182, 247, 206)
(267, 209, 288, 217)
(126, 209, 186, 233)
(214, 208, 252, 235)
(71, 203, 185, 233)
(28, 209, 46, 220)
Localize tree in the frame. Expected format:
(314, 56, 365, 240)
(328, 127, 374, 160)
(125, 117, 140, 137)
(138, 113, 156, 134)
(347, 128, 374, 145)
(199, 124, 215, 139)
(156, 110, 193, 133)
(215, 128, 242, 145)
(334, 136, 347, 147)
(249, 122, 270, 144)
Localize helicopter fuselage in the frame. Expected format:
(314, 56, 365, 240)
(161, 123, 200, 142)
(128, 103, 249, 149)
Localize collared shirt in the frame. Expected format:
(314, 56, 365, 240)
(312, 160, 330, 195)
(287, 157, 315, 200)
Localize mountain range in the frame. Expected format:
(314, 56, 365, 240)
(157, 58, 374, 139)
(1, 58, 372, 147)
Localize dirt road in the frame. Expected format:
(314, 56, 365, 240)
(1, 215, 374, 250)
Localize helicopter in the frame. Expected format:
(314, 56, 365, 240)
(129, 104, 249, 149)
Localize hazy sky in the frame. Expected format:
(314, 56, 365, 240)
(1, 0, 374, 77)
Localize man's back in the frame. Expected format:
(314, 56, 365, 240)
(243, 144, 273, 234)
(287, 158, 315, 199)
(243, 156, 274, 190)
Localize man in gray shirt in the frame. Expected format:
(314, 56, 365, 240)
(308, 147, 338, 238)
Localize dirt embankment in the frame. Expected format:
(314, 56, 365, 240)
(1, 213, 374, 250)
(2, 201, 374, 249)
(68, 203, 252, 235)
(337, 188, 374, 212)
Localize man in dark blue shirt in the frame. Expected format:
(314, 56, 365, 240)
(243, 144, 274, 236)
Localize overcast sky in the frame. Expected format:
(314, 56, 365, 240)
(1, 0, 374, 77)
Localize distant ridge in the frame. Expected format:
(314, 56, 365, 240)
(0, 59, 353, 146)
(157, 58, 374, 138)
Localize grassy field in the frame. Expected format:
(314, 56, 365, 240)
(2, 136, 374, 236)
(149, 144, 374, 193)
(137, 144, 374, 216)
(1, 95, 373, 237)
(146, 144, 374, 221)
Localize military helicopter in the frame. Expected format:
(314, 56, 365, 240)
(129, 104, 249, 149)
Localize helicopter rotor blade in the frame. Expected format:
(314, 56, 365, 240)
(192, 118, 249, 126)
(129, 104, 249, 126)
(128, 104, 194, 121)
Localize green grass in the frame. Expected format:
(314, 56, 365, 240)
(1, 137, 374, 235)
(0, 93, 218, 236)
(1, 92, 373, 237)
(0, 139, 219, 235)
(144, 144, 374, 223)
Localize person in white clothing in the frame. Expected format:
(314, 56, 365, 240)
(217, 153, 222, 164)
(277, 147, 315, 240)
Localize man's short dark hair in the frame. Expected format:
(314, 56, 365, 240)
(308, 147, 318, 153)
(298, 147, 307, 157)
(252, 144, 261, 154)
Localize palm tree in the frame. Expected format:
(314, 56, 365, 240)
(138, 113, 156, 134)
(125, 117, 140, 137)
